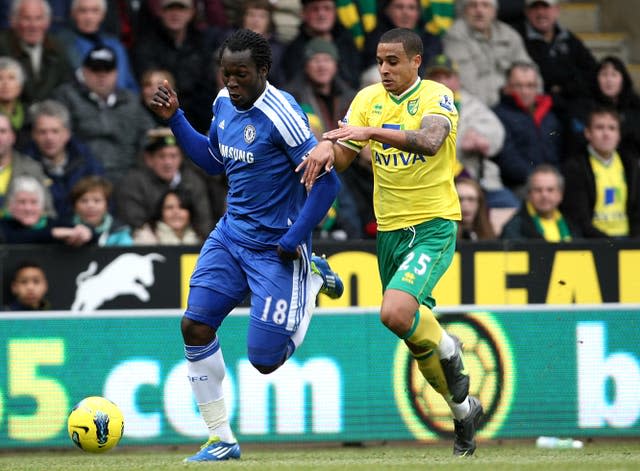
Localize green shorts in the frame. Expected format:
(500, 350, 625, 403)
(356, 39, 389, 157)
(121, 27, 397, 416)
(377, 218, 457, 309)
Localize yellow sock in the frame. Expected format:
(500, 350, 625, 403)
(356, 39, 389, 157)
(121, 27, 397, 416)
(402, 306, 443, 350)
(413, 349, 451, 398)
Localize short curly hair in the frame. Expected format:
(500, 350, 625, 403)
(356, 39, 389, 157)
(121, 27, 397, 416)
(219, 28, 272, 73)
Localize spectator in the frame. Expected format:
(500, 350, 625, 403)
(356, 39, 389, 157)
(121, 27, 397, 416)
(286, 37, 363, 239)
(286, 38, 355, 138)
(5, 260, 50, 311)
(497, 0, 526, 28)
(69, 175, 132, 246)
(101, 0, 160, 50)
(0, 112, 54, 214)
(23, 99, 104, 223)
(115, 127, 214, 237)
(425, 54, 519, 209)
(493, 61, 562, 197)
(443, 0, 532, 106)
(562, 107, 640, 239)
(515, 0, 597, 121)
(341, 0, 456, 47)
(133, 0, 220, 133)
(54, 45, 155, 183)
(568, 56, 640, 157)
(0, 175, 93, 244)
(0, 0, 73, 106)
(363, 0, 442, 78)
(146, 0, 230, 31)
(140, 68, 177, 126)
(0, 56, 30, 149)
(455, 177, 495, 240)
(133, 187, 203, 245)
(241, 0, 286, 87)
(55, 0, 140, 92)
(501, 163, 579, 240)
(282, 0, 361, 89)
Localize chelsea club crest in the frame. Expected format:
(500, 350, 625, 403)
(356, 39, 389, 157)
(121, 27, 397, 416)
(244, 124, 256, 144)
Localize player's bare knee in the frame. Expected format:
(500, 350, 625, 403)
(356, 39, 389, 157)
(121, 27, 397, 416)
(181, 317, 216, 345)
(380, 307, 411, 336)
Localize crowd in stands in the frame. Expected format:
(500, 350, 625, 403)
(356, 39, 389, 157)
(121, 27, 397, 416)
(0, 0, 639, 261)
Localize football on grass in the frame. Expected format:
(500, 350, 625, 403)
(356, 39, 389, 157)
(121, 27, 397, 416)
(67, 396, 124, 453)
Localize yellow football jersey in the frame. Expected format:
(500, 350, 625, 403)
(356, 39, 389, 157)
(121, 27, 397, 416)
(339, 78, 461, 231)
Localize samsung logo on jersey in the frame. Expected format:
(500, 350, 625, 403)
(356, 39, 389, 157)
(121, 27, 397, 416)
(219, 144, 254, 163)
(374, 151, 427, 166)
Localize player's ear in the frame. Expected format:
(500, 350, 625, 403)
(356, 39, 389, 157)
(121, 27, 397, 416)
(413, 53, 422, 71)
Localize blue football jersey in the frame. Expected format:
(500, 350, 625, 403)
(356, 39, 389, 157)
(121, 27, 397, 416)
(207, 83, 318, 249)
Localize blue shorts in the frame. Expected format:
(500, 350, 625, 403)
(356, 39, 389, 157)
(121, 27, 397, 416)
(186, 227, 313, 338)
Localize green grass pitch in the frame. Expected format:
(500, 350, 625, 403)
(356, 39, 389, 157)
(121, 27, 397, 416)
(1, 440, 639, 470)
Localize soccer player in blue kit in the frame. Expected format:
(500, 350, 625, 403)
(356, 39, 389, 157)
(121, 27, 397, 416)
(150, 29, 344, 462)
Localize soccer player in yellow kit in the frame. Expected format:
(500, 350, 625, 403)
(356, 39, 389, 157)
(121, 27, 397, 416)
(298, 27, 483, 456)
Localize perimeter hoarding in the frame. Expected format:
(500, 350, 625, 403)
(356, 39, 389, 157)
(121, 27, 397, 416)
(4, 240, 640, 310)
(0, 306, 639, 448)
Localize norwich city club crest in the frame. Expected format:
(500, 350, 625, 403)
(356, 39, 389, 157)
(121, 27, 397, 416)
(407, 98, 419, 116)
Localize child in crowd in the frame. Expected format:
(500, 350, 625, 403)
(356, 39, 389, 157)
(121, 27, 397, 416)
(5, 260, 50, 311)
(69, 176, 133, 246)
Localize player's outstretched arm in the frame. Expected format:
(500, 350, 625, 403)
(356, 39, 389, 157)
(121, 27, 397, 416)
(277, 170, 340, 259)
(297, 138, 357, 190)
(325, 114, 451, 157)
(151, 81, 223, 175)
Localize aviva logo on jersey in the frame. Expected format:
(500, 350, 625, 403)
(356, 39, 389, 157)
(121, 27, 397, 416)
(374, 150, 427, 166)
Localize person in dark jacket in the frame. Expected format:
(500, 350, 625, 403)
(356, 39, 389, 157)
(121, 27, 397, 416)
(132, 0, 220, 132)
(23, 99, 105, 224)
(562, 107, 640, 239)
(501, 163, 579, 240)
(515, 0, 597, 121)
(493, 61, 563, 197)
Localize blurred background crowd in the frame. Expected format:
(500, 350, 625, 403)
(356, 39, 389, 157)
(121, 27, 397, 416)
(0, 0, 639, 260)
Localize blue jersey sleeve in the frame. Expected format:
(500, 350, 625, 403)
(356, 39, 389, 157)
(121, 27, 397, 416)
(167, 109, 224, 175)
(278, 170, 340, 252)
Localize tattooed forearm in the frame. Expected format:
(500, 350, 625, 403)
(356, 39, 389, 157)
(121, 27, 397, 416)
(404, 115, 450, 155)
